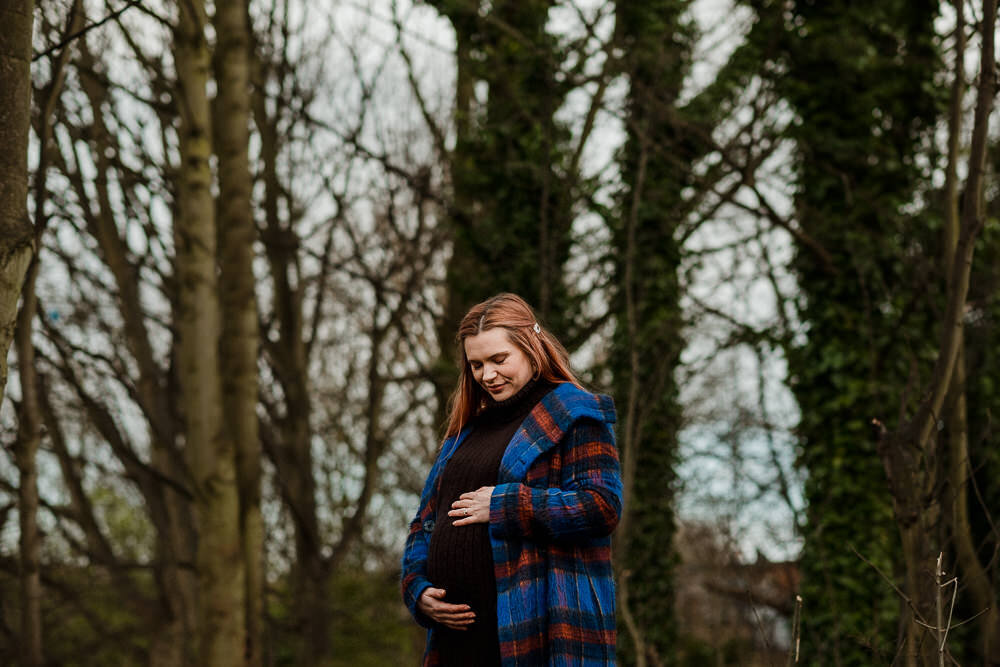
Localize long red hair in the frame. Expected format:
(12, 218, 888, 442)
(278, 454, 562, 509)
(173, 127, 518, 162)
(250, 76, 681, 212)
(443, 293, 582, 437)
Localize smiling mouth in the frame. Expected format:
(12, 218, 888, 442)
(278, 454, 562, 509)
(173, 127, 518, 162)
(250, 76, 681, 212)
(486, 383, 507, 393)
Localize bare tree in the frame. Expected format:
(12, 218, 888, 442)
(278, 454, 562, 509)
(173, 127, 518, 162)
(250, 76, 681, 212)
(875, 0, 997, 663)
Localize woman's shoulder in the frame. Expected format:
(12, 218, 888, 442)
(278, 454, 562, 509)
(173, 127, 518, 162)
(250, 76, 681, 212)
(542, 382, 616, 427)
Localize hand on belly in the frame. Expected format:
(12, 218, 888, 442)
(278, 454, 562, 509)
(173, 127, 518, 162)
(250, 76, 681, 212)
(418, 587, 476, 630)
(448, 486, 494, 525)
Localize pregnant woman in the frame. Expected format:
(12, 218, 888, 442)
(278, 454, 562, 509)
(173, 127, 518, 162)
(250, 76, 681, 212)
(401, 293, 622, 666)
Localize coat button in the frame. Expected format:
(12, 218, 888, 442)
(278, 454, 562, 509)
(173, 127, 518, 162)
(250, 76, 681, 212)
(422, 520, 435, 533)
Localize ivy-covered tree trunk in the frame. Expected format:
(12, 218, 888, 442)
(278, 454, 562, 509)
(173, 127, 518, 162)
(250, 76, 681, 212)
(766, 1, 943, 662)
(611, 2, 694, 665)
(429, 0, 573, 366)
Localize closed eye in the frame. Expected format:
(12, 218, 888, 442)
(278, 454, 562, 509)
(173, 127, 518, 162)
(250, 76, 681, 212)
(469, 354, 508, 369)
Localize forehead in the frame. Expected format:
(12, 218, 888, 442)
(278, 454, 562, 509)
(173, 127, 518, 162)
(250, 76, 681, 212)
(464, 328, 515, 361)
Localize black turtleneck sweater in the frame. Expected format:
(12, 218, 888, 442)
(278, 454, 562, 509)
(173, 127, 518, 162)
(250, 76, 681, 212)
(426, 378, 556, 666)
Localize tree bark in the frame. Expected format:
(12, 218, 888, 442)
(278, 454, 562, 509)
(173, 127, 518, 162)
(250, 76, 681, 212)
(174, 1, 246, 663)
(0, 0, 35, 407)
(14, 275, 42, 667)
(214, 0, 263, 662)
(2, 1, 39, 664)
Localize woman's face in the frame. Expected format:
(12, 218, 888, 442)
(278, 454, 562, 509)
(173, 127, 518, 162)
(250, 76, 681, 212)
(464, 328, 534, 402)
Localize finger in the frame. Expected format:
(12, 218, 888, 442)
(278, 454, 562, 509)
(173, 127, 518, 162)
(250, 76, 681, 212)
(425, 587, 446, 598)
(458, 492, 478, 501)
(438, 612, 476, 623)
(453, 517, 484, 526)
(432, 602, 472, 614)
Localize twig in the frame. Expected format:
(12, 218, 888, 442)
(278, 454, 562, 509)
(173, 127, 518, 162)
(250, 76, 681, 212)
(32, 0, 145, 62)
(746, 587, 776, 666)
(850, 545, 930, 627)
(786, 595, 802, 666)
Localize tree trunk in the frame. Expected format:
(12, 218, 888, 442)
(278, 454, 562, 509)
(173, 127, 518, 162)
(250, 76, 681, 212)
(774, 0, 944, 659)
(2, 1, 40, 664)
(0, 0, 35, 406)
(947, 344, 1000, 663)
(611, 2, 696, 663)
(941, 4, 1000, 656)
(214, 0, 263, 662)
(14, 261, 42, 667)
(174, 1, 246, 663)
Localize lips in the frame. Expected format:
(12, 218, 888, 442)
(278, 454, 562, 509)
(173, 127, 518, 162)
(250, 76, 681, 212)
(486, 383, 507, 394)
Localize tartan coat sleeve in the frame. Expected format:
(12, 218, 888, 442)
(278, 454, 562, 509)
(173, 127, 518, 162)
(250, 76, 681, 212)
(488, 417, 622, 543)
(401, 434, 460, 629)
(401, 513, 435, 628)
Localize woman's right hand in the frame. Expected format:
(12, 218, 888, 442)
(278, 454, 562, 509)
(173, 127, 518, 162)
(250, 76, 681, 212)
(417, 587, 476, 630)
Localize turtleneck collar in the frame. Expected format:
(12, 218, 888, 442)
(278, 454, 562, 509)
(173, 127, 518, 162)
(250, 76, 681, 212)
(476, 377, 557, 427)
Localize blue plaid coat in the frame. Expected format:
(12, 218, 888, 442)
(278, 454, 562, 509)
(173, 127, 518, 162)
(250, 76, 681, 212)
(402, 382, 622, 666)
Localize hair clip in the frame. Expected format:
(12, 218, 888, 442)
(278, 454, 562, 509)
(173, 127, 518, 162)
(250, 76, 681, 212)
(532, 323, 541, 334)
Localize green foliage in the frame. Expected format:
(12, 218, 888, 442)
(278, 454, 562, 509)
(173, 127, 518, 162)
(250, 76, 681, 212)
(0, 565, 150, 666)
(0, 563, 421, 666)
(268, 568, 423, 667)
(746, 0, 947, 662)
(90, 483, 155, 563)
(675, 634, 768, 666)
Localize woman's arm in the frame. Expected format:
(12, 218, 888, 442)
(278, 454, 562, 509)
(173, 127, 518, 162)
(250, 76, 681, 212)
(401, 508, 436, 627)
(488, 418, 622, 543)
(401, 446, 450, 628)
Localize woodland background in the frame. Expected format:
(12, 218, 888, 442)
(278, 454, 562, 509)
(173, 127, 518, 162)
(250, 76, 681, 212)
(1, 0, 999, 665)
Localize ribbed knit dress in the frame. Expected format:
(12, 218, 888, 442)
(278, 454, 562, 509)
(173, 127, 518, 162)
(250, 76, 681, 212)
(426, 378, 556, 666)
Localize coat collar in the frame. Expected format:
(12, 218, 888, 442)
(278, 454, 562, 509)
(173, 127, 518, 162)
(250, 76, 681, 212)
(438, 383, 616, 484)
(497, 382, 616, 483)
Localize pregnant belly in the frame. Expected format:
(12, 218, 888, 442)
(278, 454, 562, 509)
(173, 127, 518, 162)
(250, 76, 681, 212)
(426, 516, 496, 608)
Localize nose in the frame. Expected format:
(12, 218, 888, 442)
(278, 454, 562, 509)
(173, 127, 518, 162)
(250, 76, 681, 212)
(482, 365, 498, 382)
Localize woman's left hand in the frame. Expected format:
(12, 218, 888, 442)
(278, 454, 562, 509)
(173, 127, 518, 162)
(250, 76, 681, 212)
(449, 486, 494, 525)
